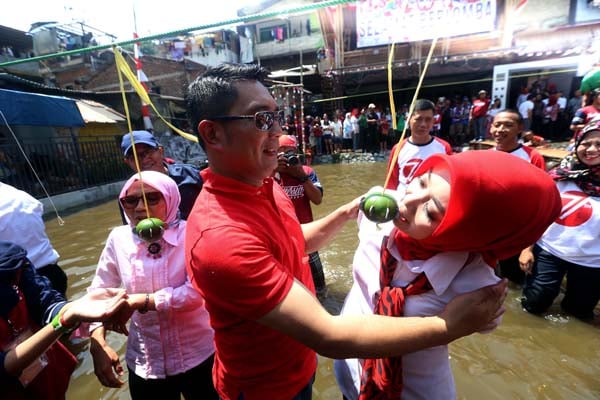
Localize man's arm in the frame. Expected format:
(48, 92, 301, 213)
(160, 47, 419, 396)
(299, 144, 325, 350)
(258, 278, 508, 359)
(303, 178, 323, 205)
(301, 197, 359, 254)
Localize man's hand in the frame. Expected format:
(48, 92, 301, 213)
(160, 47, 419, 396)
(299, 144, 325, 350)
(519, 247, 535, 275)
(440, 279, 508, 340)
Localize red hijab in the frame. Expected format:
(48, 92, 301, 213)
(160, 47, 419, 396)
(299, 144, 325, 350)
(393, 151, 561, 266)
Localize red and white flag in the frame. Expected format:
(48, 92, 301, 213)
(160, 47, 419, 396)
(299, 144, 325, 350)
(133, 32, 153, 131)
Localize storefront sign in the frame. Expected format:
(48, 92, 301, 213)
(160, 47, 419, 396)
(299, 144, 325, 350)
(356, 0, 497, 47)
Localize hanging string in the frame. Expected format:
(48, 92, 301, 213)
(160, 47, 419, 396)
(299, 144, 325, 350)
(114, 46, 150, 219)
(0, 109, 64, 225)
(383, 37, 439, 190)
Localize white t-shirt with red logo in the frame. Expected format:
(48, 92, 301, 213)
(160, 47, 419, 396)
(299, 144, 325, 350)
(385, 137, 452, 194)
(494, 145, 546, 170)
(537, 181, 600, 268)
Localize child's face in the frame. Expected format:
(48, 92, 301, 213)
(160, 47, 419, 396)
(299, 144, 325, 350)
(577, 130, 600, 168)
(394, 168, 451, 240)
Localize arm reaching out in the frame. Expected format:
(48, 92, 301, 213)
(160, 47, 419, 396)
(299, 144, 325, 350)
(258, 278, 508, 359)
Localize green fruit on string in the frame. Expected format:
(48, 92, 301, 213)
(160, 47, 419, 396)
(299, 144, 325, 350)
(360, 192, 399, 223)
(135, 217, 165, 242)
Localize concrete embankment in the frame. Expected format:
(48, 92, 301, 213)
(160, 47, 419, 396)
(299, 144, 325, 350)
(40, 180, 127, 218)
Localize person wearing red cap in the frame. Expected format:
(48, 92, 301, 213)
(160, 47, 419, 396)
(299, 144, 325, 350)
(335, 151, 561, 400)
(470, 90, 491, 142)
(185, 63, 509, 400)
(273, 134, 326, 293)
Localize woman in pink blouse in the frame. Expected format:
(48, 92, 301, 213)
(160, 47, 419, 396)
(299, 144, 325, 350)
(88, 171, 217, 399)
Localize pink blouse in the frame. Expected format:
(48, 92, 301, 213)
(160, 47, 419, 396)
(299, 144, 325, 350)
(89, 220, 214, 379)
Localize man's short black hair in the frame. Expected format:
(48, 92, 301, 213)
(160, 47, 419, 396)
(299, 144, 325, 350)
(185, 63, 270, 149)
(495, 108, 524, 126)
(412, 99, 436, 113)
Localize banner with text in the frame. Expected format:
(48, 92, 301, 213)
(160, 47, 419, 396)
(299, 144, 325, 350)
(356, 0, 497, 47)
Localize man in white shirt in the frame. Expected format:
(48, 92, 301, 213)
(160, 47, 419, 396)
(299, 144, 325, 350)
(0, 182, 67, 295)
(518, 94, 535, 132)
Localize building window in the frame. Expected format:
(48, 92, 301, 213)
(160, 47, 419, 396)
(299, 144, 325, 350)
(259, 25, 288, 43)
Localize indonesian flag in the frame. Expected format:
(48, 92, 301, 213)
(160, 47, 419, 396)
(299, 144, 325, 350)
(133, 32, 153, 131)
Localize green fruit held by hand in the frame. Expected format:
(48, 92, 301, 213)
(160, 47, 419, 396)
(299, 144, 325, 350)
(135, 217, 165, 242)
(360, 192, 399, 223)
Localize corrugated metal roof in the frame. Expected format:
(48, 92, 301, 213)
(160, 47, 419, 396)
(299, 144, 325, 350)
(75, 99, 125, 123)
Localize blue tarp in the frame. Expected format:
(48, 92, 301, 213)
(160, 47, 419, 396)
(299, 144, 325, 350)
(0, 88, 85, 127)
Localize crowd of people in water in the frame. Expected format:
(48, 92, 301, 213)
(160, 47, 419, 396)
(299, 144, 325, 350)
(281, 79, 590, 159)
(0, 62, 598, 400)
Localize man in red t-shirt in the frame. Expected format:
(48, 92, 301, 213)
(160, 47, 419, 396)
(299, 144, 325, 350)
(470, 89, 491, 142)
(274, 134, 326, 294)
(184, 63, 508, 400)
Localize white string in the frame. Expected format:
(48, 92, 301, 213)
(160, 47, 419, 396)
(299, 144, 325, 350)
(0, 109, 64, 225)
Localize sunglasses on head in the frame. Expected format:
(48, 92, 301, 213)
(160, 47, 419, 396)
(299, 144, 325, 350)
(120, 192, 163, 209)
(211, 110, 285, 131)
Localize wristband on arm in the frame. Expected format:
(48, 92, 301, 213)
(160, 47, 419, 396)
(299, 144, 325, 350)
(51, 308, 80, 335)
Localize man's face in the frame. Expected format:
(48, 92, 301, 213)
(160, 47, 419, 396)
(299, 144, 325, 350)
(490, 112, 522, 149)
(124, 144, 164, 173)
(214, 80, 282, 185)
(409, 109, 434, 137)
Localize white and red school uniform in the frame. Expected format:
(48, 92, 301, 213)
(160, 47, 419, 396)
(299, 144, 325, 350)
(333, 214, 500, 400)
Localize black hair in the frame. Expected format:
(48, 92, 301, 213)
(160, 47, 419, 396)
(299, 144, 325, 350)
(413, 99, 436, 112)
(495, 108, 524, 125)
(185, 63, 270, 149)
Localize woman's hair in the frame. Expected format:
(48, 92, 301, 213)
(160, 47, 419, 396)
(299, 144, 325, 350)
(119, 171, 181, 225)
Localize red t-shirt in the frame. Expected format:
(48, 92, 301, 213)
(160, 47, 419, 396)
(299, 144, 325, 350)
(276, 166, 322, 224)
(471, 98, 490, 118)
(186, 169, 316, 400)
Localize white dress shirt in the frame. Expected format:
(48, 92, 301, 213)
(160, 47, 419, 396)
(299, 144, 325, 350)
(334, 214, 500, 400)
(0, 182, 59, 269)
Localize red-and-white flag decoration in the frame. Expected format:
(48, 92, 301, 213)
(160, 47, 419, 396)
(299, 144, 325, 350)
(133, 32, 153, 131)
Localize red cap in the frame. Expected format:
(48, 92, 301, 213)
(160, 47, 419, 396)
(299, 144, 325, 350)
(278, 135, 297, 147)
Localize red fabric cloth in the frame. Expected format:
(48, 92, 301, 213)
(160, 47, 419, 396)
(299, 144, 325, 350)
(393, 151, 562, 266)
(358, 236, 432, 400)
(0, 287, 77, 400)
(185, 168, 316, 400)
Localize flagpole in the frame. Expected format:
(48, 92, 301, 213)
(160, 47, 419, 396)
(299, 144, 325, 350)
(133, 5, 154, 132)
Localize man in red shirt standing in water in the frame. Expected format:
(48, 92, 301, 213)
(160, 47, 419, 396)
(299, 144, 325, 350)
(470, 89, 491, 142)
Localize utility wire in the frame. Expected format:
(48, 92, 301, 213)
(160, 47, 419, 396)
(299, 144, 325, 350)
(0, 0, 354, 68)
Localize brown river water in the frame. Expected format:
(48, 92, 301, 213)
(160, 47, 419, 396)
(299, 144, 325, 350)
(45, 161, 600, 400)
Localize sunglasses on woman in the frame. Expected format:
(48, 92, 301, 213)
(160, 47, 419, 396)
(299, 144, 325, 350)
(120, 192, 163, 209)
(211, 110, 285, 132)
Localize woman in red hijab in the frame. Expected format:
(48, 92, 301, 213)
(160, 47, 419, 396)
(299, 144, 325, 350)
(335, 150, 561, 400)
